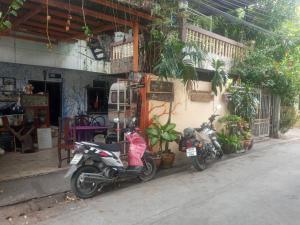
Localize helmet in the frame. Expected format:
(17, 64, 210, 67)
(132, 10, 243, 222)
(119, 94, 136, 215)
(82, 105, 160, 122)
(183, 128, 195, 138)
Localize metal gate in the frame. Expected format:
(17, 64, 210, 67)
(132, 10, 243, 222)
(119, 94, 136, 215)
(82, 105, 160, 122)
(252, 90, 272, 138)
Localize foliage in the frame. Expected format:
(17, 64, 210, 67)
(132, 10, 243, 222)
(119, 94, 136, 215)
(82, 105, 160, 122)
(227, 85, 259, 123)
(146, 115, 178, 153)
(218, 114, 252, 140)
(217, 131, 242, 154)
(153, 37, 205, 86)
(143, 0, 206, 87)
(211, 59, 228, 96)
(0, 0, 26, 32)
(212, 0, 296, 44)
(280, 106, 299, 133)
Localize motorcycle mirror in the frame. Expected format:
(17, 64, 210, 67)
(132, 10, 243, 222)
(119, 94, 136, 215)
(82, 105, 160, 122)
(113, 118, 120, 123)
(132, 117, 137, 123)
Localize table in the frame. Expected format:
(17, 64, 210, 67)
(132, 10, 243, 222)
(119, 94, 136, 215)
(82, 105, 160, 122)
(74, 126, 109, 142)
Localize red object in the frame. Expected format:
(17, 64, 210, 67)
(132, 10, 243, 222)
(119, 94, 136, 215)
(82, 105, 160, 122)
(126, 132, 146, 166)
(99, 151, 110, 157)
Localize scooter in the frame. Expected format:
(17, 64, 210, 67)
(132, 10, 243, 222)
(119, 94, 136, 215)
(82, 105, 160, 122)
(179, 105, 223, 171)
(65, 117, 157, 199)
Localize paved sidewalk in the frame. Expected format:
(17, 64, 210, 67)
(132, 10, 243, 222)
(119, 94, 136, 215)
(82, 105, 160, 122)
(0, 128, 299, 207)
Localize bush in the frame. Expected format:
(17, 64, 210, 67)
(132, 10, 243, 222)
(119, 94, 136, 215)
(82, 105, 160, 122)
(280, 106, 298, 133)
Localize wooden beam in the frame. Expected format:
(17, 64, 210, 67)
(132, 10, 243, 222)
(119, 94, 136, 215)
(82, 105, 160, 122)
(133, 21, 139, 72)
(88, 0, 154, 21)
(0, 33, 56, 43)
(30, 15, 83, 30)
(18, 25, 71, 39)
(13, 7, 43, 29)
(65, 24, 117, 41)
(29, 0, 133, 27)
(24, 21, 78, 34)
(46, 8, 100, 27)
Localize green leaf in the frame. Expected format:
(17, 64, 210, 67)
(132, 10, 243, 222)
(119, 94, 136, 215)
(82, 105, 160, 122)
(0, 12, 2, 19)
(146, 128, 159, 137)
(161, 132, 171, 141)
(11, 2, 21, 10)
(150, 137, 159, 146)
(163, 123, 176, 132)
(10, 10, 17, 16)
(3, 20, 12, 29)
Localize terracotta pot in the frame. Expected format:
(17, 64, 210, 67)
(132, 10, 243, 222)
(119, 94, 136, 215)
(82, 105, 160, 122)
(153, 156, 162, 168)
(222, 144, 234, 154)
(161, 152, 175, 169)
(243, 139, 254, 150)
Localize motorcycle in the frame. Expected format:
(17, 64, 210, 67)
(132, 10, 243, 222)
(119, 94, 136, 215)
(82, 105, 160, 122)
(179, 106, 223, 171)
(65, 117, 157, 199)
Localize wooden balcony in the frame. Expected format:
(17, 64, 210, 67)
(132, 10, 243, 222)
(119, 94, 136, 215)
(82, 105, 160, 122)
(111, 38, 134, 74)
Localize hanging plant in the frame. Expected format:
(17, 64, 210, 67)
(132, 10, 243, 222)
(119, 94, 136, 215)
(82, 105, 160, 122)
(211, 59, 228, 96)
(0, 0, 26, 32)
(81, 0, 92, 40)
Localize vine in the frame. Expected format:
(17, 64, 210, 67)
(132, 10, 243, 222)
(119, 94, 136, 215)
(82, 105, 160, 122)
(81, 0, 92, 40)
(45, 0, 52, 49)
(0, 0, 26, 32)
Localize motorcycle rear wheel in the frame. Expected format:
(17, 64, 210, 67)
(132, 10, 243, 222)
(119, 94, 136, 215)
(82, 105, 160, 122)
(191, 156, 206, 171)
(138, 156, 157, 182)
(71, 165, 101, 199)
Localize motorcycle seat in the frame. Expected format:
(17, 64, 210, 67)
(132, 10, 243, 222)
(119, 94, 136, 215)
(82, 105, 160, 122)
(94, 142, 123, 152)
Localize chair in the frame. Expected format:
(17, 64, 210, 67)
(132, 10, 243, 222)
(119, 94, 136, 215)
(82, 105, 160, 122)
(91, 115, 107, 137)
(57, 117, 75, 168)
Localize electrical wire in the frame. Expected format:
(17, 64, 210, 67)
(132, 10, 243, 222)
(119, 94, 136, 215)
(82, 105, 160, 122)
(190, 0, 277, 37)
(200, 0, 267, 22)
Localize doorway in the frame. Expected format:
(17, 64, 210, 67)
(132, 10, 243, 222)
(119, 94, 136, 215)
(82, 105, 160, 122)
(29, 80, 62, 126)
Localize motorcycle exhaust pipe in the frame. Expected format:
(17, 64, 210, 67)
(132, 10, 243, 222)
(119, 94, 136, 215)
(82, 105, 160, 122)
(82, 173, 113, 184)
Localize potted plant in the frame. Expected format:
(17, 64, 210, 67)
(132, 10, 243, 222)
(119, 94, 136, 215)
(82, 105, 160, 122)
(218, 114, 254, 152)
(217, 131, 242, 154)
(146, 115, 178, 168)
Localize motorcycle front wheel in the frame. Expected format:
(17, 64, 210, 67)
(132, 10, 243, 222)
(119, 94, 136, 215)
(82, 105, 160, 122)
(71, 165, 101, 199)
(138, 155, 157, 182)
(191, 156, 206, 171)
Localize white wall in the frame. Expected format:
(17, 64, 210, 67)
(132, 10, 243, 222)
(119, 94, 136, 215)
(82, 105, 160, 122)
(0, 36, 110, 73)
(148, 76, 228, 153)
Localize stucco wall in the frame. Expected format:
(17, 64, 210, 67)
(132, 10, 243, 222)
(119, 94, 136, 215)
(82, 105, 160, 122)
(0, 36, 110, 73)
(0, 62, 115, 116)
(148, 77, 227, 152)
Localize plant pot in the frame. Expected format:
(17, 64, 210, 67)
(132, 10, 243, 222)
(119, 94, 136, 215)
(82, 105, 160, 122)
(153, 156, 162, 168)
(243, 139, 254, 150)
(161, 152, 175, 169)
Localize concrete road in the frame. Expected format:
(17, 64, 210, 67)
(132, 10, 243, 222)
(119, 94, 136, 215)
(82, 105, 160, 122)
(2, 139, 300, 225)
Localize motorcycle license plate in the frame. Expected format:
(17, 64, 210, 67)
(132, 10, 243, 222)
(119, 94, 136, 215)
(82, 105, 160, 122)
(70, 154, 83, 165)
(186, 147, 197, 157)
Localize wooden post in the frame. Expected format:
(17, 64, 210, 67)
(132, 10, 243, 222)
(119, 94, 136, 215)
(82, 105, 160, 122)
(133, 21, 139, 72)
(270, 95, 281, 138)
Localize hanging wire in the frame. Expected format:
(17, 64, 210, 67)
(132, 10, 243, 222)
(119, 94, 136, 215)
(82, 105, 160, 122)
(191, 0, 278, 37)
(200, 0, 266, 23)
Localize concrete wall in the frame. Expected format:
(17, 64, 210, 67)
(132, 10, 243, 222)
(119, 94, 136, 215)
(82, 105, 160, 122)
(148, 77, 227, 152)
(0, 36, 110, 73)
(0, 62, 116, 116)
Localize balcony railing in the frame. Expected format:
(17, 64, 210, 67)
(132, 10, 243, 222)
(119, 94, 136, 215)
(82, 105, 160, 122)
(183, 24, 245, 60)
(111, 38, 134, 74)
(110, 24, 245, 73)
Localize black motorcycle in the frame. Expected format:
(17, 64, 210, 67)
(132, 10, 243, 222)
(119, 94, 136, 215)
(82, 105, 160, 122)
(179, 110, 223, 171)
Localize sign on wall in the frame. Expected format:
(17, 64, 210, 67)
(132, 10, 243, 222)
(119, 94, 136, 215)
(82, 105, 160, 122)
(190, 91, 213, 102)
(147, 81, 174, 102)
